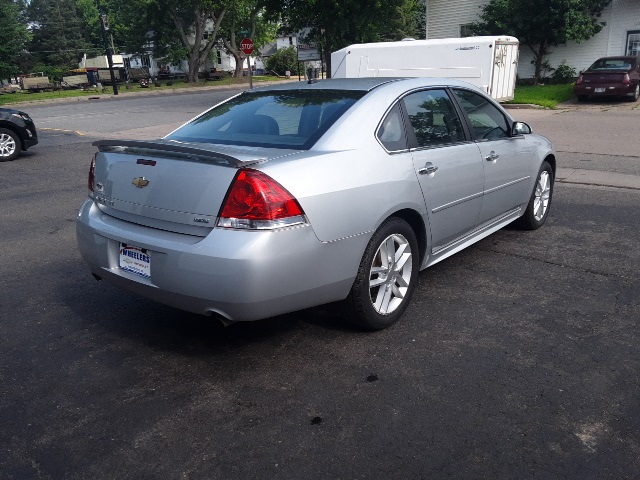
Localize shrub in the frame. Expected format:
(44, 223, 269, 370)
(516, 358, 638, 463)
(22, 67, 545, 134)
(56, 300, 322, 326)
(265, 46, 301, 76)
(551, 62, 577, 84)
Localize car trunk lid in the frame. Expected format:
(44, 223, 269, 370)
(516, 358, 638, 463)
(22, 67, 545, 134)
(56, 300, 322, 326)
(91, 139, 298, 235)
(582, 70, 628, 84)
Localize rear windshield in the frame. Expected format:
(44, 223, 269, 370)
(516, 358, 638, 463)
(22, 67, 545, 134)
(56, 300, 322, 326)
(589, 59, 634, 70)
(166, 90, 365, 150)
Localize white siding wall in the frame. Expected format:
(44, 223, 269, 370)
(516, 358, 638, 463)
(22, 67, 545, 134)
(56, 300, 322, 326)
(607, 0, 640, 55)
(276, 36, 297, 49)
(426, 0, 639, 79)
(426, 0, 487, 38)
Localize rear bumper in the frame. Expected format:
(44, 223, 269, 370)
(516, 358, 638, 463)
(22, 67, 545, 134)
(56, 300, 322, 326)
(574, 83, 637, 97)
(76, 199, 365, 321)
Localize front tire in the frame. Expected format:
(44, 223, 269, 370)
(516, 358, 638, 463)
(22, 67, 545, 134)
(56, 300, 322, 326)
(0, 128, 21, 162)
(515, 161, 554, 230)
(342, 217, 419, 330)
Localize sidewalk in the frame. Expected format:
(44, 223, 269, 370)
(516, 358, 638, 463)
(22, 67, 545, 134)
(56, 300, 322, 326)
(557, 168, 640, 190)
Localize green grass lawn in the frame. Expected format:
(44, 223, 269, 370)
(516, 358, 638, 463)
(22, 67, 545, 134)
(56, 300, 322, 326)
(0, 75, 285, 107)
(506, 83, 575, 108)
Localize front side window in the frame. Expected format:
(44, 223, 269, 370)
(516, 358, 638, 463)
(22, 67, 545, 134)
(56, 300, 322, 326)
(453, 89, 509, 141)
(402, 89, 465, 148)
(166, 90, 365, 150)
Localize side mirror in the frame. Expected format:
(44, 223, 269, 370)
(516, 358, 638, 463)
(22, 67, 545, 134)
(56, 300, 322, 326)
(512, 121, 532, 135)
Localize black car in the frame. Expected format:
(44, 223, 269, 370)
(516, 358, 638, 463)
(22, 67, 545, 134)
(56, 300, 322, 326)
(0, 107, 38, 161)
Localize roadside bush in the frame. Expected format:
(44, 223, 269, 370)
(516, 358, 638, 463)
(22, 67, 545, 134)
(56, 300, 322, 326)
(266, 46, 300, 77)
(550, 62, 577, 84)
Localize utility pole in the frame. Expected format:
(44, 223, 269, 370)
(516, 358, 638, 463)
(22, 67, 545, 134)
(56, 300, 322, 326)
(97, 2, 118, 95)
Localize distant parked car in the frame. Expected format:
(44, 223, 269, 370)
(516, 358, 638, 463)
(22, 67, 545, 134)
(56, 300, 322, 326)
(574, 56, 640, 101)
(77, 78, 556, 330)
(0, 107, 38, 161)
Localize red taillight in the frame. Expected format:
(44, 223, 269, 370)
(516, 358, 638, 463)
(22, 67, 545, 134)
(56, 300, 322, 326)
(218, 169, 305, 229)
(88, 154, 96, 192)
(623, 73, 631, 85)
(575, 74, 583, 85)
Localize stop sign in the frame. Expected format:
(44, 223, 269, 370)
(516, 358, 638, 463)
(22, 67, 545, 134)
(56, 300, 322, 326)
(241, 38, 254, 55)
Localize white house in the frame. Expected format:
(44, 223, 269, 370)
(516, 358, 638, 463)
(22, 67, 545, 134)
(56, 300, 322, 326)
(424, 0, 640, 78)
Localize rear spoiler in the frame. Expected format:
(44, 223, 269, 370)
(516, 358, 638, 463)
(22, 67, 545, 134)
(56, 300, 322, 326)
(93, 139, 266, 167)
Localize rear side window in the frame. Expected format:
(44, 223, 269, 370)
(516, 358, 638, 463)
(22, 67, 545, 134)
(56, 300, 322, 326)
(590, 58, 633, 70)
(453, 89, 509, 141)
(402, 89, 465, 148)
(377, 104, 408, 151)
(166, 90, 365, 150)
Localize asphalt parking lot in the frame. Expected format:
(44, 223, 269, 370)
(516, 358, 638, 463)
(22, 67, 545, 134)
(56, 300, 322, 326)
(1, 90, 639, 479)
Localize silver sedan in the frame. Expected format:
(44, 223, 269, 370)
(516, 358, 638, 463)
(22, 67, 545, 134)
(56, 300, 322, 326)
(76, 78, 555, 330)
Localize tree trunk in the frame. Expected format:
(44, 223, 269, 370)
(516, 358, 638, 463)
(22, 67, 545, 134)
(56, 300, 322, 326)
(188, 52, 200, 83)
(324, 48, 332, 78)
(529, 40, 548, 85)
(172, 8, 225, 83)
(233, 52, 245, 77)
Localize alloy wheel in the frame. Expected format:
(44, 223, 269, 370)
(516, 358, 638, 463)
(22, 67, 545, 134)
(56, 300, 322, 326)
(0, 132, 17, 158)
(533, 171, 551, 221)
(368, 233, 413, 315)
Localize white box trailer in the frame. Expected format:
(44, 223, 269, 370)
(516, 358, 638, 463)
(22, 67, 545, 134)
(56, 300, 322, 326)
(331, 36, 519, 101)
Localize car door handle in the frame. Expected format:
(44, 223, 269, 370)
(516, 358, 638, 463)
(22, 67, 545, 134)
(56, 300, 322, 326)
(418, 163, 438, 176)
(485, 151, 499, 162)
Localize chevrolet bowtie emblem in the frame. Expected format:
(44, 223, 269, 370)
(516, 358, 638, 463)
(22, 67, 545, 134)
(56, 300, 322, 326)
(132, 177, 150, 188)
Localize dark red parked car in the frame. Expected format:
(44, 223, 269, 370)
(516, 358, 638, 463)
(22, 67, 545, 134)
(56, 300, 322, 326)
(575, 56, 640, 102)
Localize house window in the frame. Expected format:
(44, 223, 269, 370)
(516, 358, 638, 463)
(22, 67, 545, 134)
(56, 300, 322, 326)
(289, 36, 293, 45)
(460, 24, 474, 38)
(141, 56, 151, 68)
(217, 50, 222, 65)
(627, 31, 640, 56)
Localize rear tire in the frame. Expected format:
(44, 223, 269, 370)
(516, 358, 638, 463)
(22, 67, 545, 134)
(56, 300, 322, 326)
(628, 84, 639, 102)
(0, 128, 20, 162)
(515, 161, 554, 230)
(341, 217, 419, 330)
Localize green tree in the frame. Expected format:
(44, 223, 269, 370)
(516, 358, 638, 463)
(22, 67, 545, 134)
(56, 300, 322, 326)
(382, 0, 423, 42)
(470, 0, 612, 84)
(267, 0, 421, 77)
(0, 0, 30, 80)
(219, 0, 278, 77)
(110, 0, 226, 82)
(27, 0, 96, 70)
(110, 0, 277, 81)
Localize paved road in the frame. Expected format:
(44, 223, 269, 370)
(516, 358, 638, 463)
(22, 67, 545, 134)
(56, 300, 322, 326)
(1, 90, 639, 479)
(508, 99, 640, 189)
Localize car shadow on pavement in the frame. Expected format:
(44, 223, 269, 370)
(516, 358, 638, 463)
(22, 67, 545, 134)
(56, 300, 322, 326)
(58, 264, 360, 358)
